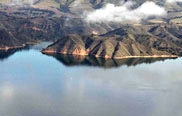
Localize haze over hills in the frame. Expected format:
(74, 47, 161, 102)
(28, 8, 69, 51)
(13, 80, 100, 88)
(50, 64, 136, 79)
(0, 0, 182, 58)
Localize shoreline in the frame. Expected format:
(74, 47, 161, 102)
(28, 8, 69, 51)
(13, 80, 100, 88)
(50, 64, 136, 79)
(0, 42, 40, 51)
(0, 44, 26, 51)
(41, 50, 179, 59)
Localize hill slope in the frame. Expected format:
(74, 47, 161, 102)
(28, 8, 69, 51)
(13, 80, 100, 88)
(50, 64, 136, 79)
(42, 24, 182, 59)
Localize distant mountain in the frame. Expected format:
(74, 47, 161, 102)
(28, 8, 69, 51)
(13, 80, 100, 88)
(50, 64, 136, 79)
(1, 0, 182, 24)
(1, 0, 182, 12)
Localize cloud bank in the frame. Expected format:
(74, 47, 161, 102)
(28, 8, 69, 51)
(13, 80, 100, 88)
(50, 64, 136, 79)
(85, 1, 166, 23)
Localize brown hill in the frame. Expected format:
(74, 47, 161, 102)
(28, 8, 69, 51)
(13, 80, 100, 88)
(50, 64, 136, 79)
(42, 24, 182, 59)
(0, 11, 120, 50)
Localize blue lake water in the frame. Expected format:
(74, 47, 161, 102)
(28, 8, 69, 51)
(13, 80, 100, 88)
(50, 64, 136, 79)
(0, 43, 182, 116)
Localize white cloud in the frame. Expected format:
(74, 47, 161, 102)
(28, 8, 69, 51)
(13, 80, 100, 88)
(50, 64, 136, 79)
(9, 0, 36, 6)
(72, 0, 83, 7)
(85, 1, 166, 23)
(166, 0, 182, 3)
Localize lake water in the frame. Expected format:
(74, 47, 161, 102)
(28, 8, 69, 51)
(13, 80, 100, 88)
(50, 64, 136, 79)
(0, 43, 182, 116)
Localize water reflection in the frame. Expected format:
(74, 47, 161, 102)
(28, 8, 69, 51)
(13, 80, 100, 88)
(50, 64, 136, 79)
(0, 46, 30, 60)
(0, 42, 52, 61)
(44, 53, 177, 68)
(0, 48, 182, 116)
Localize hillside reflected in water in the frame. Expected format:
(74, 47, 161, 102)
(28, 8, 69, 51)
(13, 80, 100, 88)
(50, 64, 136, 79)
(0, 46, 30, 60)
(0, 42, 52, 61)
(44, 53, 177, 68)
